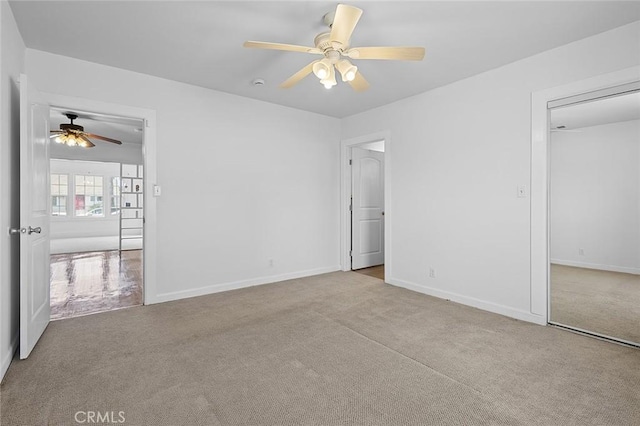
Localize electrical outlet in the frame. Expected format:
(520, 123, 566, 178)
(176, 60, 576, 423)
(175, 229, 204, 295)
(269, 259, 274, 267)
(578, 248, 585, 256)
(429, 267, 436, 278)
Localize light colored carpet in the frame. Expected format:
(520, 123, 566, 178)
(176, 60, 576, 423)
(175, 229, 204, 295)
(2, 271, 639, 425)
(550, 264, 640, 344)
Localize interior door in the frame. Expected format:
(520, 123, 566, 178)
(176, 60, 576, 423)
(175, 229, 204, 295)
(19, 74, 51, 359)
(351, 147, 384, 270)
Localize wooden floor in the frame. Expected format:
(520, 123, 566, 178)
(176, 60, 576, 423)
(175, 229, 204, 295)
(50, 250, 143, 320)
(353, 264, 385, 280)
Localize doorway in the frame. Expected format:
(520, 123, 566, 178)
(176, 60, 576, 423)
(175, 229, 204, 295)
(18, 83, 158, 359)
(341, 134, 388, 281)
(547, 86, 640, 346)
(48, 108, 145, 319)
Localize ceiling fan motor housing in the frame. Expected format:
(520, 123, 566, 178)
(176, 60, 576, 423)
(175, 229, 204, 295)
(60, 123, 84, 132)
(314, 32, 334, 52)
(61, 113, 83, 132)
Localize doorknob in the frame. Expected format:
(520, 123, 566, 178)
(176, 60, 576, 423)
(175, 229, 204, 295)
(9, 227, 25, 235)
(28, 226, 42, 235)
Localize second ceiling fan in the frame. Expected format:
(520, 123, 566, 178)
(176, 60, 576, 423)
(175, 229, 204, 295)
(50, 113, 123, 148)
(244, 4, 425, 91)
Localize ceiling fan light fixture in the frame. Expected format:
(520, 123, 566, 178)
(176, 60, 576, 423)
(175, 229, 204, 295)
(312, 59, 331, 80)
(320, 65, 337, 89)
(336, 59, 357, 82)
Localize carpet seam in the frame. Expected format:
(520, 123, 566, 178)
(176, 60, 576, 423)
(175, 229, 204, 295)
(310, 309, 487, 397)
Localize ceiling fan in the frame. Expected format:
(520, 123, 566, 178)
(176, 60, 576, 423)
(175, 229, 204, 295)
(243, 4, 425, 91)
(50, 113, 123, 148)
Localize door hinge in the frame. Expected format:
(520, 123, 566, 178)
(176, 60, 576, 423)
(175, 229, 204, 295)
(349, 250, 352, 257)
(349, 159, 352, 165)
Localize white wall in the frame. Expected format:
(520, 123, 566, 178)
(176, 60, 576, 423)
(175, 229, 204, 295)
(341, 22, 640, 323)
(26, 48, 341, 302)
(0, 0, 25, 380)
(550, 119, 640, 274)
(50, 159, 120, 239)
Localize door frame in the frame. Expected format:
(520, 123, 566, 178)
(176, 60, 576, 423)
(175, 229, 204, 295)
(530, 66, 639, 325)
(43, 93, 158, 305)
(340, 130, 391, 277)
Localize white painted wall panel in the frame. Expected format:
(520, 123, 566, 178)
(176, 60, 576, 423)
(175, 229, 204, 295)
(0, 0, 26, 380)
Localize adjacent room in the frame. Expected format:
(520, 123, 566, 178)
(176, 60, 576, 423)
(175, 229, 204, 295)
(0, 1, 639, 425)
(48, 109, 145, 319)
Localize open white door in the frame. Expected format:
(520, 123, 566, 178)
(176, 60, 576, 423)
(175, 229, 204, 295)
(18, 74, 51, 359)
(351, 147, 384, 270)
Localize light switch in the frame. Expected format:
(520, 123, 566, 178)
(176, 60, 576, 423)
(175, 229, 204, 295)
(153, 185, 161, 197)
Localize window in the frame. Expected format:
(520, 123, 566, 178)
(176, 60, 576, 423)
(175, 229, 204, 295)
(51, 174, 68, 216)
(111, 177, 121, 215)
(75, 175, 104, 217)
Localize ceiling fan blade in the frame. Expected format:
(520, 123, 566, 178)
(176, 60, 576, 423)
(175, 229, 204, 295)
(243, 41, 321, 54)
(330, 4, 363, 49)
(348, 71, 370, 92)
(346, 46, 425, 61)
(49, 131, 63, 138)
(280, 61, 317, 89)
(84, 133, 123, 145)
(79, 135, 96, 148)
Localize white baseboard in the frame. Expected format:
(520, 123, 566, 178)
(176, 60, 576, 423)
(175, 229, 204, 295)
(550, 259, 640, 275)
(1, 332, 18, 382)
(387, 277, 547, 326)
(51, 236, 142, 254)
(150, 265, 342, 304)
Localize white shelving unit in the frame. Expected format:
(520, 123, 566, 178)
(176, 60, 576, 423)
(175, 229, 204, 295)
(119, 163, 143, 251)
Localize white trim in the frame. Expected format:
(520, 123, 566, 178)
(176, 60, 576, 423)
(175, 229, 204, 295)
(530, 66, 640, 324)
(1, 332, 18, 381)
(152, 266, 341, 304)
(340, 131, 391, 280)
(42, 93, 158, 306)
(550, 259, 640, 276)
(547, 81, 640, 109)
(388, 277, 546, 325)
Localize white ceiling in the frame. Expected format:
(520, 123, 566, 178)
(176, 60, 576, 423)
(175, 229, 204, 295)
(551, 92, 640, 130)
(10, 1, 640, 118)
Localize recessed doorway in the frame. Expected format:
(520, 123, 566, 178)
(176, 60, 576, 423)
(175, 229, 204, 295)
(341, 134, 388, 280)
